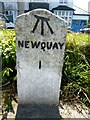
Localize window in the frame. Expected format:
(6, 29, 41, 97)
(65, 17, 68, 21)
(80, 20, 87, 25)
(88, 24, 90, 28)
(69, 11, 72, 16)
(59, 0, 68, 4)
(5, 11, 12, 15)
(72, 20, 79, 25)
(58, 11, 61, 15)
(68, 22, 71, 26)
(64, 0, 68, 3)
(69, 17, 72, 21)
(54, 10, 57, 15)
(62, 11, 65, 16)
(66, 11, 68, 16)
(5, 11, 8, 15)
(59, 0, 63, 3)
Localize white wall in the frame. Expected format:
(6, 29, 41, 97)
(49, 0, 74, 10)
(24, 2, 29, 10)
(49, 1, 59, 10)
(88, 1, 90, 13)
(4, 2, 18, 10)
(73, 15, 89, 20)
(67, 0, 73, 7)
(29, 0, 49, 2)
(0, 2, 3, 13)
(3, 2, 18, 23)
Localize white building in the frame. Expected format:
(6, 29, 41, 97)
(49, 0, 73, 10)
(88, 1, 90, 14)
(1, 0, 74, 24)
(51, 0, 74, 28)
(0, 1, 4, 13)
(2, 0, 89, 32)
(1, 0, 18, 23)
(19, 0, 49, 13)
(71, 5, 90, 32)
(4, 2, 18, 23)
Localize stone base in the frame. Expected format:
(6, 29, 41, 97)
(16, 104, 61, 119)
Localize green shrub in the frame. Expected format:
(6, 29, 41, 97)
(61, 32, 90, 106)
(0, 30, 16, 84)
(1, 30, 90, 107)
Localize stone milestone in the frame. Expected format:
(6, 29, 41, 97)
(15, 9, 67, 105)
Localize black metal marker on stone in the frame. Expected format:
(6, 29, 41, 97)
(31, 15, 54, 35)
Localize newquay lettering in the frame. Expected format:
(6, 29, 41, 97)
(18, 41, 64, 51)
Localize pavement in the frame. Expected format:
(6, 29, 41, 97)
(0, 99, 90, 119)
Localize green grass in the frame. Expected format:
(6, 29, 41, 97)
(0, 30, 90, 108)
(61, 32, 90, 106)
(0, 30, 16, 84)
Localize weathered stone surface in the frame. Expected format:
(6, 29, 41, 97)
(15, 9, 67, 105)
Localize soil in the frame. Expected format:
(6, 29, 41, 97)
(0, 96, 90, 119)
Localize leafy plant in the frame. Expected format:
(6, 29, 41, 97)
(0, 30, 16, 84)
(61, 32, 90, 106)
(0, 30, 17, 115)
